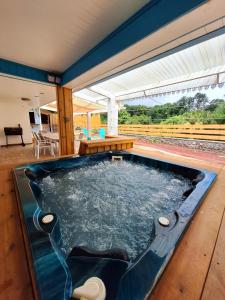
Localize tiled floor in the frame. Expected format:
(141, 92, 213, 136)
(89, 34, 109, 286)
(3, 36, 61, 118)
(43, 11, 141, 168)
(0, 144, 57, 169)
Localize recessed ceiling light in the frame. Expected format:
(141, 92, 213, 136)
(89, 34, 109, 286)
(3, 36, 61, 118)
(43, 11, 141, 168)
(21, 97, 31, 101)
(40, 92, 45, 95)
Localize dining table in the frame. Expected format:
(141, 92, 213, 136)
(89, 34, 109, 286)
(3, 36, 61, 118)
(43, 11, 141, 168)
(42, 131, 82, 154)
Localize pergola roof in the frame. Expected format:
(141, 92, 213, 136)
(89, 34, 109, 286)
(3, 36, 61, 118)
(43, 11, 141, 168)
(73, 97, 106, 113)
(41, 96, 106, 114)
(75, 89, 106, 102)
(76, 33, 225, 102)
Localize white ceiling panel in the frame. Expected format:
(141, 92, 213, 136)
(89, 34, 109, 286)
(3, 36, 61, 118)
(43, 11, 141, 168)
(0, 76, 56, 106)
(0, 0, 148, 72)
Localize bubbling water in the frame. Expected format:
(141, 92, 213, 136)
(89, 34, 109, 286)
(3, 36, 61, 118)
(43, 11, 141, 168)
(39, 160, 191, 260)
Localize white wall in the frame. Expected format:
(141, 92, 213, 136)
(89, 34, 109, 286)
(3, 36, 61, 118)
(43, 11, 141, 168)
(0, 99, 32, 146)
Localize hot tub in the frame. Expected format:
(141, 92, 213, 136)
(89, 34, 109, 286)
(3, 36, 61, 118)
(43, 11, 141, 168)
(14, 152, 216, 300)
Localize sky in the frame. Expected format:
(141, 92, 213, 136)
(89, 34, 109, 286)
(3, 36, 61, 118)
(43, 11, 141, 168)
(122, 86, 225, 107)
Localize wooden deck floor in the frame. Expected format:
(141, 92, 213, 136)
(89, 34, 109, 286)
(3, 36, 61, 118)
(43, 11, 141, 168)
(0, 145, 224, 300)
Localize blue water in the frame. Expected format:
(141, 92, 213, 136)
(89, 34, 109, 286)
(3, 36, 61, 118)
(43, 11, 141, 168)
(39, 160, 191, 260)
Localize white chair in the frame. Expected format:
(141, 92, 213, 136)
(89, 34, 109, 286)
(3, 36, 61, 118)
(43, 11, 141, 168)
(39, 131, 59, 154)
(33, 132, 55, 159)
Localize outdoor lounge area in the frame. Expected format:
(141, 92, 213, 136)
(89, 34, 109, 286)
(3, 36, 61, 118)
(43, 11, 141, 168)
(1, 1, 225, 300)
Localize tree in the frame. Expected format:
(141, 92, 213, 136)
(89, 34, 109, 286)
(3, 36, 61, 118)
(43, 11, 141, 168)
(118, 109, 131, 124)
(100, 113, 107, 124)
(215, 102, 225, 114)
(105, 93, 224, 125)
(176, 96, 195, 113)
(205, 99, 224, 111)
(193, 93, 209, 110)
(135, 114, 152, 124)
(161, 115, 187, 124)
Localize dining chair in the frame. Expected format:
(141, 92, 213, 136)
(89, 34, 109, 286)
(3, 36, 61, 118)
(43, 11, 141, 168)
(33, 132, 55, 159)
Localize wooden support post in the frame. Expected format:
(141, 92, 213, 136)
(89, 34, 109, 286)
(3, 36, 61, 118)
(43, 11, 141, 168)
(56, 86, 74, 155)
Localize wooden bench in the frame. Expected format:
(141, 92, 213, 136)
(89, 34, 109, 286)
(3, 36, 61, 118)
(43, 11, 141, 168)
(78, 136, 135, 155)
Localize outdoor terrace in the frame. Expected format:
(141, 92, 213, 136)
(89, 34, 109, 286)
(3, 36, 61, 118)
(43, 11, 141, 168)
(0, 1, 225, 299)
(0, 143, 224, 300)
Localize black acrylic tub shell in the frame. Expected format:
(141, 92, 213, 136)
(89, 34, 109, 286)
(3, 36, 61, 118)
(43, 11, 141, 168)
(13, 151, 216, 300)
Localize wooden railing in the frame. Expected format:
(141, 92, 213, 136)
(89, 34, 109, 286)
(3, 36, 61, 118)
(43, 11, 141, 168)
(101, 124, 225, 141)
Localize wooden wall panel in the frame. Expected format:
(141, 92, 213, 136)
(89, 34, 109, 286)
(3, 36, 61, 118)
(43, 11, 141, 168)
(74, 114, 101, 129)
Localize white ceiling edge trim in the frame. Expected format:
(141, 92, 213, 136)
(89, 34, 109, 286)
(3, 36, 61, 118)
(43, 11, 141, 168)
(66, 0, 225, 91)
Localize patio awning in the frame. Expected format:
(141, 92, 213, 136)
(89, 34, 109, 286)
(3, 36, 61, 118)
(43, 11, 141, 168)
(75, 33, 225, 102)
(41, 96, 106, 113)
